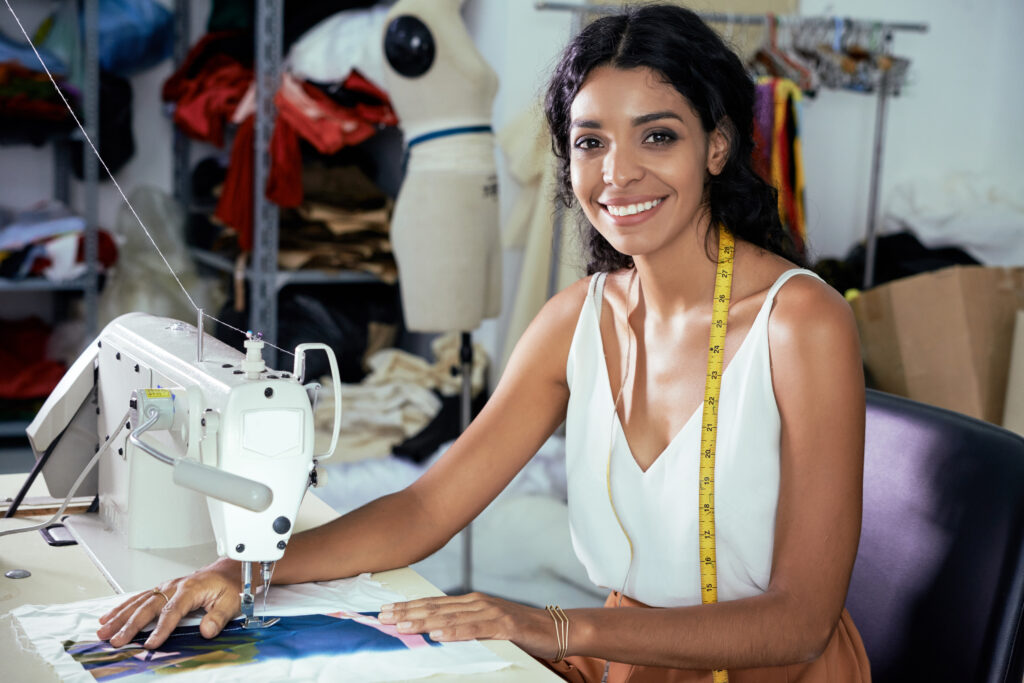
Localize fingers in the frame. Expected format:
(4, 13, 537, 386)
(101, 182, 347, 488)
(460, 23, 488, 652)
(97, 572, 241, 650)
(378, 593, 503, 642)
(97, 591, 151, 631)
(141, 584, 194, 648)
(144, 579, 239, 648)
(104, 593, 169, 648)
(198, 591, 240, 640)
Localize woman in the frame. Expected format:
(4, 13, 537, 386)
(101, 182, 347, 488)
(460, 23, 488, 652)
(97, 5, 868, 681)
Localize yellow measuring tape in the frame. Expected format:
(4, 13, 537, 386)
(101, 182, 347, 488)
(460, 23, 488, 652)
(603, 228, 734, 679)
(700, 226, 734, 683)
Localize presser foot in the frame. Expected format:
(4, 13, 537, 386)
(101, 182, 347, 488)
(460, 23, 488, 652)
(240, 587, 279, 629)
(241, 615, 280, 629)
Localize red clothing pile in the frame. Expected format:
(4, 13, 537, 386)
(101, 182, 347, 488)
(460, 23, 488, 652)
(163, 33, 398, 251)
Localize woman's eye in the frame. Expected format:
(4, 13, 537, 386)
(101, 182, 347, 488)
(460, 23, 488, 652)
(644, 131, 676, 144)
(573, 137, 602, 150)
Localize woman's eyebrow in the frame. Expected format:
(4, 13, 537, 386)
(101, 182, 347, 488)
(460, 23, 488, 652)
(570, 111, 685, 130)
(632, 111, 684, 126)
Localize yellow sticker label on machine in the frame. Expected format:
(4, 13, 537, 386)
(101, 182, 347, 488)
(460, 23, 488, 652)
(143, 389, 172, 399)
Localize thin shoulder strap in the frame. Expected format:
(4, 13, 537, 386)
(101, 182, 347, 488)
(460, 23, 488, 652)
(591, 271, 608, 320)
(757, 268, 823, 316)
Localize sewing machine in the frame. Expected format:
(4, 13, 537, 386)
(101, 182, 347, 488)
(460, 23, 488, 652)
(24, 312, 342, 627)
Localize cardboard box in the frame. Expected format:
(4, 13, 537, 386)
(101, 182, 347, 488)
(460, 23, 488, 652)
(1002, 310, 1024, 435)
(850, 266, 1024, 424)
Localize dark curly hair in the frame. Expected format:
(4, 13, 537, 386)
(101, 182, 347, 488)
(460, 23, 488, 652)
(544, 4, 802, 274)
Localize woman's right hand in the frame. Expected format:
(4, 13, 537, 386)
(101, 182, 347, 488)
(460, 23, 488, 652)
(96, 558, 241, 649)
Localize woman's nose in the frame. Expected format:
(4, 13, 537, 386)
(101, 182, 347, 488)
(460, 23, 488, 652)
(602, 144, 644, 186)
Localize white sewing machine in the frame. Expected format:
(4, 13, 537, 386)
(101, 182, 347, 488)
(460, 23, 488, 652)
(25, 312, 342, 627)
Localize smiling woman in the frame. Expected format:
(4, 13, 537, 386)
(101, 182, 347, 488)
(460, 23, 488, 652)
(93, 5, 868, 683)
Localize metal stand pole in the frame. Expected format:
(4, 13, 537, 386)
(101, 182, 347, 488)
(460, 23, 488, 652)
(862, 31, 894, 290)
(459, 331, 473, 592)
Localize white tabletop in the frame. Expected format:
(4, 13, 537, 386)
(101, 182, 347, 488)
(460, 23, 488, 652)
(0, 473, 558, 681)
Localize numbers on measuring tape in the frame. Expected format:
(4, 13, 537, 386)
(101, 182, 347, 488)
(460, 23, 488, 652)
(698, 227, 733, 683)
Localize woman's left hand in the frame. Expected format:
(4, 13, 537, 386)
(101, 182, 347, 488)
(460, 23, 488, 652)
(377, 592, 561, 659)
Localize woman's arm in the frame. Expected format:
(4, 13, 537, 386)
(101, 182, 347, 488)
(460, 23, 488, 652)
(97, 277, 592, 649)
(272, 277, 589, 584)
(385, 277, 865, 669)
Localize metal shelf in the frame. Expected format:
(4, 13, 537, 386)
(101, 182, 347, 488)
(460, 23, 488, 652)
(0, 420, 30, 439)
(0, 275, 92, 292)
(190, 248, 380, 288)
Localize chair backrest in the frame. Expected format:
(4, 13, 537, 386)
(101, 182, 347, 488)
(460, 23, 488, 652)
(846, 390, 1024, 683)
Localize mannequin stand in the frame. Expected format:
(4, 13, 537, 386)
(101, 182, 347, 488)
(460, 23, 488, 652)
(459, 331, 473, 593)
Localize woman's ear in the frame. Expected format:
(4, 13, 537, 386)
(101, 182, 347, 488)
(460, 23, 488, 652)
(706, 123, 732, 176)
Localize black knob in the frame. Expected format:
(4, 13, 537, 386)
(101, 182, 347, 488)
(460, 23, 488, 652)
(277, 541, 286, 550)
(235, 544, 245, 553)
(264, 387, 274, 398)
(273, 516, 291, 534)
(384, 15, 435, 78)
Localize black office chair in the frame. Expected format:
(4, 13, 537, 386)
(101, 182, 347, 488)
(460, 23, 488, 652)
(846, 390, 1024, 683)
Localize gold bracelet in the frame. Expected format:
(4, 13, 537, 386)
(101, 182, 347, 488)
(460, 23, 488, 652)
(545, 605, 569, 662)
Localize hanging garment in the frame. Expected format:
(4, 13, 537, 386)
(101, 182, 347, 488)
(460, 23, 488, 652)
(498, 102, 586, 372)
(560, 269, 870, 680)
(753, 77, 806, 258)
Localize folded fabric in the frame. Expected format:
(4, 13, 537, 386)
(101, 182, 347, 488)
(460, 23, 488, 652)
(0, 61, 77, 145)
(0, 317, 67, 400)
(216, 70, 397, 249)
(0, 32, 67, 75)
(301, 160, 389, 210)
(313, 335, 488, 461)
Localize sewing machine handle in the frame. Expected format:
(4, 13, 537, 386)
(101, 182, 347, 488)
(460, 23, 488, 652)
(293, 343, 342, 461)
(173, 458, 273, 513)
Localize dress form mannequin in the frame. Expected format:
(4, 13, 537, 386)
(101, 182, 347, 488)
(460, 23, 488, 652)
(382, 0, 501, 333)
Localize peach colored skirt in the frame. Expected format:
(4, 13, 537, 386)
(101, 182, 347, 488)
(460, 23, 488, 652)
(541, 592, 871, 683)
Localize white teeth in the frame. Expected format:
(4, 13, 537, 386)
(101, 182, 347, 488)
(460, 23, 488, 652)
(606, 198, 662, 217)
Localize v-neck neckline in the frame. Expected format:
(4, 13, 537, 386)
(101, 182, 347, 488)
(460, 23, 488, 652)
(593, 272, 776, 475)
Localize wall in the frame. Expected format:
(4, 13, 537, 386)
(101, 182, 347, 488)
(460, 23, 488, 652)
(5, 1, 1021, 368)
(460, 0, 577, 371)
(797, 0, 1024, 259)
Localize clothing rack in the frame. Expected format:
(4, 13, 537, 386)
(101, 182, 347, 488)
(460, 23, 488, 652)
(535, 2, 929, 289)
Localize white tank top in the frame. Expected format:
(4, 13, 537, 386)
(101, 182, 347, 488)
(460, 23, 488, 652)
(565, 268, 821, 607)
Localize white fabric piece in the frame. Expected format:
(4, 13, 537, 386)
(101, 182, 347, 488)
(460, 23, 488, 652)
(565, 269, 822, 607)
(11, 574, 509, 683)
(884, 172, 1024, 267)
(41, 232, 86, 281)
(312, 335, 490, 461)
(285, 5, 390, 89)
(0, 210, 84, 251)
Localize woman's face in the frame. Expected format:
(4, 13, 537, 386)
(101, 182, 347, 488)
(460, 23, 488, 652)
(568, 66, 727, 261)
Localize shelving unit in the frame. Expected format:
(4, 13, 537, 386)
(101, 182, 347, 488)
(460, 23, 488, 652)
(0, 0, 100, 335)
(0, 0, 100, 439)
(174, 0, 392, 368)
